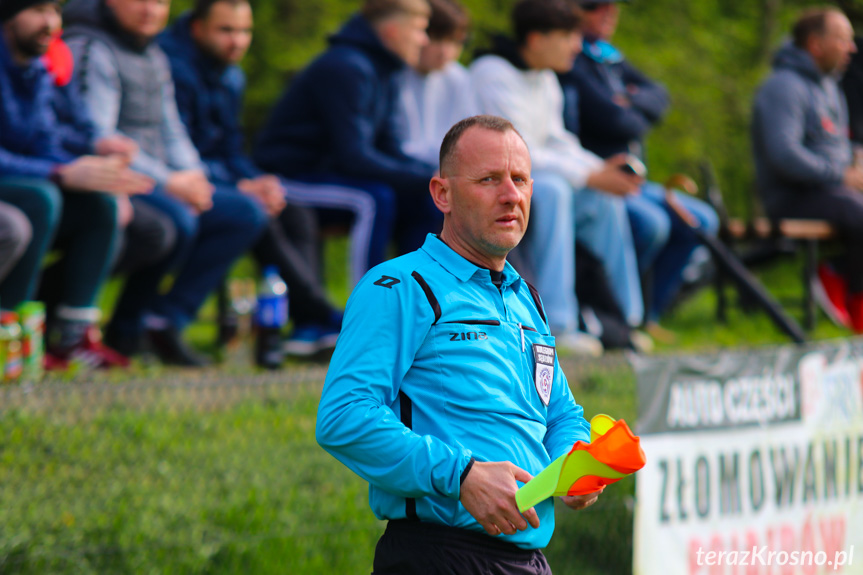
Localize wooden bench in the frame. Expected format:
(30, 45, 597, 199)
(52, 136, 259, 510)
(700, 162, 837, 331)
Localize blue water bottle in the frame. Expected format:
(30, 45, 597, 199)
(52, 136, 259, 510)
(254, 266, 288, 369)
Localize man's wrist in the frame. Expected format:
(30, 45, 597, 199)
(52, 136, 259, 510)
(459, 457, 476, 486)
(49, 164, 65, 187)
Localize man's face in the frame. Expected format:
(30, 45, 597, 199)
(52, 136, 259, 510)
(438, 127, 533, 266)
(191, 1, 253, 65)
(4, 2, 61, 60)
(811, 12, 856, 75)
(377, 13, 429, 67)
(105, 0, 170, 40)
(417, 35, 463, 74)
(581, 3, 620, 40)
(530, 29, 582, 73)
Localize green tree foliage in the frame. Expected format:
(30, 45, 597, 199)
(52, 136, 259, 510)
(170, 0, 857, 215)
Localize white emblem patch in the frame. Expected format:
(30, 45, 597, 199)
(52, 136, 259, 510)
(533, 344, 555, 406)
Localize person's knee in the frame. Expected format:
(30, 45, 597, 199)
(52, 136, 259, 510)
(89, 193, 121, 230)
(141, 193, 198, 244)
(223, 192, 270, 239)
(0, 206, 32, 259)
(696, 203, 720, 235)
(28, 181, 64, 230)
(628, 201, 671, 249)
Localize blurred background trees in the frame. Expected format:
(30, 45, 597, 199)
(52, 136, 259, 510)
(169, 0, 863, 217)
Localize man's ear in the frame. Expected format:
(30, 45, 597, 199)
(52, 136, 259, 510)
(429, 175, 453, 215)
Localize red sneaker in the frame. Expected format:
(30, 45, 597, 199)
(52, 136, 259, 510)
(848, 293, 863, 334)
(812, 263, 851, 327)
(69, 325, 131, 369)
(44, 352, 69, 372)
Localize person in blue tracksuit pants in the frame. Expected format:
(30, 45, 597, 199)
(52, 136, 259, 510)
(255, 1, 441, 259)
(317, 115, 598, 574)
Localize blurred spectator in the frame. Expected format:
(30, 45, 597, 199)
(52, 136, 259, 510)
(396, 0, 477, 165)
(471, 0, 644, 354)
(45, 43, 178, 308)
(255, 0, 441, 263)
(63, 0, 269, 366)
(159, 0, 344, 356)
(754, 8, 863, 332)
(561, 0, 718, 329)
(841, 36, 863, 145)
(0, 0, 154, 368)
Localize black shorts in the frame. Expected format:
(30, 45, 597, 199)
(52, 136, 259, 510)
(372, 520, 552, 575)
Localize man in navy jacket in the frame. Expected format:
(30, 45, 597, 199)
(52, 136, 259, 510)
(255, 0, 441, 257)
(159, 0, 343, 354)
(560, 0, 718, 329)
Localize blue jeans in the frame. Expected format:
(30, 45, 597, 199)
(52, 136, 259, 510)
(525, 172, 642, 332)
(110, 186, 268, 333)
(573, 187, 643, 327)
(627, 181, 719, 321)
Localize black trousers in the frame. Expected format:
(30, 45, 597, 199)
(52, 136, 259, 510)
(252, 203, 336, 325)
(372, 520, 552, 575)
(768, 186, 863, 293)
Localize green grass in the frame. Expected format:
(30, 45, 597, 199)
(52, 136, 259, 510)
(0, 383, 381, 574)
(0, 361, 638, 575)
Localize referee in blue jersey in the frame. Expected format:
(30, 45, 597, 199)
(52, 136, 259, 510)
(317, 115, 601, 574)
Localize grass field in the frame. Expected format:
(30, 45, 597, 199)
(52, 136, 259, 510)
(1, 241, 854, 574)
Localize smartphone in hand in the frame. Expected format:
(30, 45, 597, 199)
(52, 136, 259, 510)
(619, 155, 647, 178)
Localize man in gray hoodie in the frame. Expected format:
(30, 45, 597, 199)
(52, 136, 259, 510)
(752, 7, 863, 332)
(61, 0, 269, 365)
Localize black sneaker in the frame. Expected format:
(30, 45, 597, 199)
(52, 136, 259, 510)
(103, 325, 144, 357)
(146, 327, 212, 367)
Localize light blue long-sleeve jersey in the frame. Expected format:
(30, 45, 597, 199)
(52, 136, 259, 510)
(316, 234, 590, 550)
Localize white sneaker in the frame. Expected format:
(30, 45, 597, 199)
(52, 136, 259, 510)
(554, 331, 603, 357)
(629, 330, 654, 353)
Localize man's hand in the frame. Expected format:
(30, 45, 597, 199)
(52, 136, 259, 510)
(94, 134, 139, 163)
(166, 170, 215, 213)
(238, 174, 286, 216)
(586, 155, 643, 196)
(560, 487, 603, 511)
(56, 156, 154, 195)
(843, 166, 863, 191)
(459, 461, 540, 537)
(612, 93, 631, 108)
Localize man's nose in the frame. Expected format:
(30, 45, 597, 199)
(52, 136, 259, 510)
(499, 179, 521, 203)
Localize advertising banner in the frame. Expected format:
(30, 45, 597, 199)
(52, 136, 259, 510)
(633, 341, 863, 574)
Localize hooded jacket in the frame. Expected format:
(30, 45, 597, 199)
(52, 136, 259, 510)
(752, 42, 852, 215)
(254, 14, 433, 191)
(559, 38, 669, 159)
(62, 0, 202, 185)
(470, 36, 603, 190)
(0, 28, 74, 178)
(159, 12, 260, 185)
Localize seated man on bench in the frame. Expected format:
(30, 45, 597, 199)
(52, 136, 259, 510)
(752, 8, 863, 332)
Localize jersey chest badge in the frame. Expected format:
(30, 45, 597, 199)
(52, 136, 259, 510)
(533, 344, 555, 406)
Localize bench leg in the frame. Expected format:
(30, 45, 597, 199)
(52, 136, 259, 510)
(803, 239, 818, 331)
(715, 259, 727, 323)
